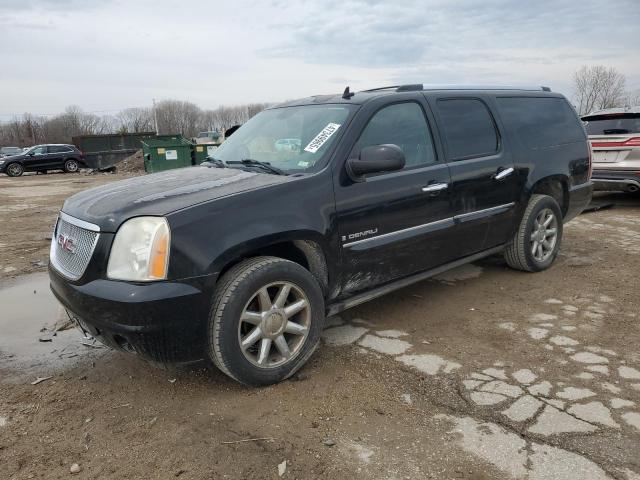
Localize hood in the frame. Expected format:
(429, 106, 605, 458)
(0, 153, 26, 161)
(62, 166, 292, 232)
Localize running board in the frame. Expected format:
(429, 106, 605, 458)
(326, 245, 506, 316)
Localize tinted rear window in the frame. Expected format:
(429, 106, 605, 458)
(496, 97, 584, 149)
(582, 114, 640, 135)
(436, 99, 499, 159)
(49, 146, 74, 153)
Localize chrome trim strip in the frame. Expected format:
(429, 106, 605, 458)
(454, 202, 516, 223)
(341, 202, 516, 250)
(59, 211, 101, 232)
(343, 217, 455, 249)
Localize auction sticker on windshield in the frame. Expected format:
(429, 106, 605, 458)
(304, 123, 341, 153)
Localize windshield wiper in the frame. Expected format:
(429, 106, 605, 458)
(227, 159, 287, 176)
(201, 157, 227, 168)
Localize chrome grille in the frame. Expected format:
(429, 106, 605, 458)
(50, 213, 100, 280)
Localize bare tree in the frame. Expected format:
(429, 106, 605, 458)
(621, 89, 640, 108)
(155, 100, 201, 137)
(117, 107, 154, 133)
(1, 100, 272, 147)
(573, 65, 626, 115)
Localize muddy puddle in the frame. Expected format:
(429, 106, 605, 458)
(0, 273, 104, 378)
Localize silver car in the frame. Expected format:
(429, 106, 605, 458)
(582, 106, 640, 193)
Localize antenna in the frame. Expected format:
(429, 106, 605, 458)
(342, 86, 355, 99)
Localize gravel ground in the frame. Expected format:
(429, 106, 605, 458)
(1, 172, 639, 479)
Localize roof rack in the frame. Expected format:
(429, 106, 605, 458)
(361, 84, 552, 93)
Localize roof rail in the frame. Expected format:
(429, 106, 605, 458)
(361, 84, 552, 93)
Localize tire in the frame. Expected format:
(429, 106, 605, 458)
(63, 159, 79, 173)
(208, 256, 325, 387)
(6, 162, 24, 177)
(504, 194, 563, 272)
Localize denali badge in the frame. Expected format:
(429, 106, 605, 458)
(342, 228, 378, 242)
(57, 234, 76, 253)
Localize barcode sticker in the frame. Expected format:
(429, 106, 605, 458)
(304, 123, 341, 153)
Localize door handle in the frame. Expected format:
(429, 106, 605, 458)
(422, 183, 448, 193)
(494, 167, 514, 181)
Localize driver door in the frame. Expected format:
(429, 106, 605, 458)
(26, 146, 48, 169)
(334, 99, 456, 295)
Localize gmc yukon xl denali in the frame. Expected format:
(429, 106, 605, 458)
(49, 85, 592, 386)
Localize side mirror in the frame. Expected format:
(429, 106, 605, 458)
(346, 144, 405, 181)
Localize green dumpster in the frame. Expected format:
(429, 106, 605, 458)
(141, 135, 195, 173)
(193, 143, 221, 163)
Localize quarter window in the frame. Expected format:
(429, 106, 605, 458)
(437, 99, 499, 160)
(495, 97, 587, 148)
(50, 146, 73, 153)
(352, 102, 437, 169)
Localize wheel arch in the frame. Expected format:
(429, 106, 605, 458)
(212, 233, 331, 296)
(528, 175, 569, 217)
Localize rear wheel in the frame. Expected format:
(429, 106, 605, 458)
(208, 256, 325, 386)
(63, 159, 79, 173)
(504, 194, 563, 272)
(6, 162, 24, 177)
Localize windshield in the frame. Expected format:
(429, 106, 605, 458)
(211, 104, 354, 174)
(583, 114, 640, 135)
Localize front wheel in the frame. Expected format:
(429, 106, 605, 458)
(63, 159, 79, 173)
(6, 162, 24, 177)
(504, 194, 563, 272)
(208, 256, 325, 386)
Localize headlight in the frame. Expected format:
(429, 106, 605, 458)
(0, 160, 5, 164)
(107, 217, 170, 281)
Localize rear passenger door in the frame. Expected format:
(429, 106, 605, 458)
(428, 95, 520, 256)
(48, 145, 71, 168)
(335, 97, 455, 295)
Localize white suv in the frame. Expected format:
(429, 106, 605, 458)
(582, 106, 640, 194)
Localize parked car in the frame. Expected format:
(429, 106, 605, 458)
(0, 144, 85, 177)
(49, 85, 592, 386)
(275, 138, 302, 152)
(0, 146, 23, 158)
(582, 106, 640, 193)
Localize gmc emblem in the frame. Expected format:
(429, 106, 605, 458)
(57, 234, 76, 253)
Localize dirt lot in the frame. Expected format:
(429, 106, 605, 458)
(1, 172, 639, 480)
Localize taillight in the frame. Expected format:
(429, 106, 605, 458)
(591, 137, 640, 148)
(588, 146, 593, 180)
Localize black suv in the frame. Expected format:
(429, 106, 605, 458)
(0, 144, 84, 177)
(49, 85, 592, 386)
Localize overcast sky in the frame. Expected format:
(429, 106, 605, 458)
(1, 0, 639, 119)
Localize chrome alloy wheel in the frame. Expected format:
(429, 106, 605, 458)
(65, 160, 79, 172)
(238, 281, 311, 368)
(7, 163, 22, 176)
(530, 208, 558, 262)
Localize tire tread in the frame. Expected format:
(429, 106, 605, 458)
(504, 194, 558, 272)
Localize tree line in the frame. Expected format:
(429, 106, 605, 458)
(2, 65, 640, 147)
(0, 100, 270, 147)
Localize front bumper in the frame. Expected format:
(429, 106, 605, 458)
(565, 181, 593, 222)
(591, 169, 640, 192)
(49, 266, 211, 363)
